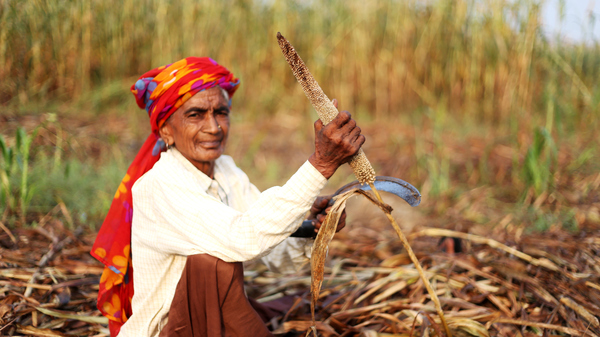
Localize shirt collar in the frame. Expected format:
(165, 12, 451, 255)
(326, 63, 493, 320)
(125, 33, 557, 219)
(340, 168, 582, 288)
(167, 148, 230, 196)
(212, 161, 231, 196)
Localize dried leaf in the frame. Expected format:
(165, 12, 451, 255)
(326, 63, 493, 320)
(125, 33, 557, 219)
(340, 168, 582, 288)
(272, 320, 339, 336)
(559, 296, 600, 328)
(409, 228, 561, 272)
(373, 281, 408, 304)
(35, 307, 108, 324)
(491, 318, 599, 337)
(16, 325, 68, 337)
(447, 318, 490, 337)
(311, 190, 364, 324)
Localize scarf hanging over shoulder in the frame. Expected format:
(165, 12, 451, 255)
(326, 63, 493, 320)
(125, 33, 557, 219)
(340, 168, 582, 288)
(90, 57, 239, 336)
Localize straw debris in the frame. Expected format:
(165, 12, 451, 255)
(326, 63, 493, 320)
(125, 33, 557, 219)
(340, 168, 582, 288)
(0, 220, 107, 336)
(1, 216, 599, 336)
(254, 224, 600, 337)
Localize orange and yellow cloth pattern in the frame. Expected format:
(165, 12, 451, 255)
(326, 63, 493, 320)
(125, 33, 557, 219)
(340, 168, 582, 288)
(90, 57, 239, 336)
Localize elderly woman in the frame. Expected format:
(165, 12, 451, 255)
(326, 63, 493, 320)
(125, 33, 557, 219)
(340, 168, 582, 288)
(91, 57, 364, 337)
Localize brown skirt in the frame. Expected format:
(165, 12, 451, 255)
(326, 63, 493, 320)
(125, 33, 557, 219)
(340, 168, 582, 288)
(158, 254, 274, 337)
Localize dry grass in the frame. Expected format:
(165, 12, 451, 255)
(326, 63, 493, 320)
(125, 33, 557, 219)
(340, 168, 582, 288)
(2, 213, 599, 336)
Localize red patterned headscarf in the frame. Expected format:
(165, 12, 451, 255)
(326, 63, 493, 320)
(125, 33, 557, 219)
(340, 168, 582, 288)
(91, 57, 239, 336)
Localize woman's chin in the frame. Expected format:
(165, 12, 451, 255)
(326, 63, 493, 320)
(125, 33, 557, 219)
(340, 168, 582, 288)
(183, 147, 224, 163)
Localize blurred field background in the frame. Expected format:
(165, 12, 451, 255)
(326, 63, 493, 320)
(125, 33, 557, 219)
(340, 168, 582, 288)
(2, 0, 600, 335)
(0, 0, 599, 234)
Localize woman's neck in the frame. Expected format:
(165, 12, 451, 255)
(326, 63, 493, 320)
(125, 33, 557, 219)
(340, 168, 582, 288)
(172, 148, 216, 178)
(195, 161, 215, 179)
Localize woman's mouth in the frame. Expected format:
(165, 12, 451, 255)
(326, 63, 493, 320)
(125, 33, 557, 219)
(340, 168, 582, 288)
(198, 140, 222, 148)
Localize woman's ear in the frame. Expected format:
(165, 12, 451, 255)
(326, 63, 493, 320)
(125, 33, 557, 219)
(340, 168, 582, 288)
(159, 121, 174, 147)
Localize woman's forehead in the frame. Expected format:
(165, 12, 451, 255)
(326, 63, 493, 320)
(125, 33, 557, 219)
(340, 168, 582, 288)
(180, 86, 229, 110)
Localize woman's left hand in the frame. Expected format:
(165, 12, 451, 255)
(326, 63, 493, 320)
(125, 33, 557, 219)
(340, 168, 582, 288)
(306, 195, 346, 235)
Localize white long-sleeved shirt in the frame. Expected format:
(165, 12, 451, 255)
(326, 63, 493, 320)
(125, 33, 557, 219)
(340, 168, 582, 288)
(118, 148, 327, 337)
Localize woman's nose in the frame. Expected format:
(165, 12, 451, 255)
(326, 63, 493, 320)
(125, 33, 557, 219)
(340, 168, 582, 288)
(202, 112, 220, 134)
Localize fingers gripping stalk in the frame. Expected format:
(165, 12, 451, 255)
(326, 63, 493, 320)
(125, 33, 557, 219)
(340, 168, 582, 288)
(276, 32, 375, 185)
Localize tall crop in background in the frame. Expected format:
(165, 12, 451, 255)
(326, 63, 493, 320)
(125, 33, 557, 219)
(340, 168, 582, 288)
(522, 127, 556, 196)
(1, 0, 598, 132)
(1, 0, 599, 229)
(0, 127, 38, 224)
(0, 120, 127, 227)
(15, 127, 37, 224)
(0, 134, 14, 221)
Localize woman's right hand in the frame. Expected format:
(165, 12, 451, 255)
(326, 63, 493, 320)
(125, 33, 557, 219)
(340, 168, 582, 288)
(308, 99, 365, 179)
(307, 195, 347, 234)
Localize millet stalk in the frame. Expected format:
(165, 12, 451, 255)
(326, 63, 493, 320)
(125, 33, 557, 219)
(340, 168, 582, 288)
(277, 32, 375, 185)
(277, 32, 451, 337)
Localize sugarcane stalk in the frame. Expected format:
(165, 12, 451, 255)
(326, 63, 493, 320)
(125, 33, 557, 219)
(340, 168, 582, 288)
(277, 32, 452, 337)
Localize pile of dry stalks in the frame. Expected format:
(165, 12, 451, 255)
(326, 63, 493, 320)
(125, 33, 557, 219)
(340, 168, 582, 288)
(247, 224, 600, 337)
(0, 215, 107, 336)
(0, 212, 599, 336)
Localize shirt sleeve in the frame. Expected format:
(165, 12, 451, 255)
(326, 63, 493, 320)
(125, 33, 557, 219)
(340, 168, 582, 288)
(133, 160, 327, 262)
(237, 162, 315, 274)
(260, 237, 314, 274)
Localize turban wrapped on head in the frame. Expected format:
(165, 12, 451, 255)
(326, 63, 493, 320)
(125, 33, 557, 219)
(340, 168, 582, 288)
(91, 57, 239, 336)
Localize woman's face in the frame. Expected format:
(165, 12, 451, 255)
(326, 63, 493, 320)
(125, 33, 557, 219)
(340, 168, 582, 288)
(159, 86, 230, 171)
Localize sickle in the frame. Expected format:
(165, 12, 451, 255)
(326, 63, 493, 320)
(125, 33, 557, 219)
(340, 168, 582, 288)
(291, 176, 421, 238)
(332, 176, 421, 207)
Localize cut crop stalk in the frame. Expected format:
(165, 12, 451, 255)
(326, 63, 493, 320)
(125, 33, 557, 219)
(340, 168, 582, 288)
(277, 31, 451, 337)
(369, 183, 451, 337)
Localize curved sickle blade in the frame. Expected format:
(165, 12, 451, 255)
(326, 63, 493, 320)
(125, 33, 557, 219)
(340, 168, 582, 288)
(291, 176, 421, 237)
(333, 176, 421, 207)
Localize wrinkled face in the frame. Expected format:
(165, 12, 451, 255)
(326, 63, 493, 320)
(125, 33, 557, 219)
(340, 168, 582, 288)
(159, 86, 230, 171)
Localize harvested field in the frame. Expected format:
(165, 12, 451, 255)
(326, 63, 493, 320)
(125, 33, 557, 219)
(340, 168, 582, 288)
(1, 212, 599, 336)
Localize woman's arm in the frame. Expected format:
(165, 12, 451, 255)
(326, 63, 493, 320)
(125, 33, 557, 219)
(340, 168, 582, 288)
(132, 160, 327, 262)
